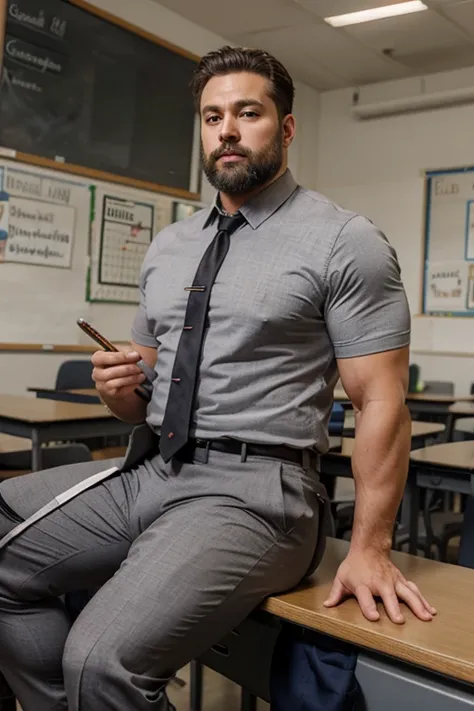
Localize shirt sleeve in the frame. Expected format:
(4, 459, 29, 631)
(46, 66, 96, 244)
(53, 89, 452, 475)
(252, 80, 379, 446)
(130, 242, 158, 348)
(324, 215, 410, 359)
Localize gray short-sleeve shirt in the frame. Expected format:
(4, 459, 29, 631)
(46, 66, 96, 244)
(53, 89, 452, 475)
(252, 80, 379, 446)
(131, 170, 410, 453)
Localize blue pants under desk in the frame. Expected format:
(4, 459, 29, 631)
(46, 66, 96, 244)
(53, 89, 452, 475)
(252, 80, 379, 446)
(191, 538, 474, 711)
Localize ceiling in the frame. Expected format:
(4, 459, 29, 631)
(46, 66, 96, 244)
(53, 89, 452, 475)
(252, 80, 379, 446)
(155, 0, 474, 90)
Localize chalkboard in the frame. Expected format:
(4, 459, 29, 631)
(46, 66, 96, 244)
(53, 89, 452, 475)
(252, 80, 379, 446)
(0, 0, 199, 198)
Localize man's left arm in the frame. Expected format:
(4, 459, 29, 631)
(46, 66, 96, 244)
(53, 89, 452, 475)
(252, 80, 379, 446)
(324, 347, 436, 624)
(322, 214, 436, 624)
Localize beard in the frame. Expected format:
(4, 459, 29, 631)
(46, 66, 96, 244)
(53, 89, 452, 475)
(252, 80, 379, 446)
(202, 127, 283, 194)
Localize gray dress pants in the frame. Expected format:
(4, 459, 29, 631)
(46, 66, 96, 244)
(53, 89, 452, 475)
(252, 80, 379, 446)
(0, 428, 327, 711)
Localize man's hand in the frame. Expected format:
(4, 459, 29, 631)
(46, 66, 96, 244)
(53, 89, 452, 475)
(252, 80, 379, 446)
(92, 349, 146, 399)
(324, 548, 437, 624)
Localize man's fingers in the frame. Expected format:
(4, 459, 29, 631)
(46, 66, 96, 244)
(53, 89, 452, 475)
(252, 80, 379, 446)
(396, 581, 433, 622)
(379, 585, 405, 624)
(354, 585, 380, 622)
(95, 364, 144, 382)
(323, 577, 349, 607)
(91, 350, 140, 367)
(103, 375, 146, 392)
(405, 580, 437, 615)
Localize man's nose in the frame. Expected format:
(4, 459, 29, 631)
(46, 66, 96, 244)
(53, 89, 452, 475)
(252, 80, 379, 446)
(219, 115, 240, 143)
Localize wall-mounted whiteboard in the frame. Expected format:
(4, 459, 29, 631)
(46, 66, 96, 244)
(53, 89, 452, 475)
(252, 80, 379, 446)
(423, 167, 474, 316)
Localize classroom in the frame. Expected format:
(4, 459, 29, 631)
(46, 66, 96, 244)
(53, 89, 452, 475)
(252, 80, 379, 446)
(1, 0, 474, 710)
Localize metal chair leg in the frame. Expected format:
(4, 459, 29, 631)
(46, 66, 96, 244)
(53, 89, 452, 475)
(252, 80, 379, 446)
(189, 660, 203, 711)
(241, 687, 258, 711)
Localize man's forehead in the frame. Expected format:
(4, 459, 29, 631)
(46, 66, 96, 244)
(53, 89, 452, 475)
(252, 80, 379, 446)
(201, 72, 271, 106)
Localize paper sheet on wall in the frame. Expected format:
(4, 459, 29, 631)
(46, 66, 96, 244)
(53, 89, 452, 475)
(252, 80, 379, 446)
(0, 166, 75, 268)
(424, 260, 468, 313)
(88, 188, 172, 303)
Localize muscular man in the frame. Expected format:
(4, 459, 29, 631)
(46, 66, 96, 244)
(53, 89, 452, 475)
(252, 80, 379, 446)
(0, 46, 434, 711)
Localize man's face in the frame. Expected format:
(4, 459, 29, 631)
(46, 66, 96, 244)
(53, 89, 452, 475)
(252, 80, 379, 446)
(200, 72, 291, 194)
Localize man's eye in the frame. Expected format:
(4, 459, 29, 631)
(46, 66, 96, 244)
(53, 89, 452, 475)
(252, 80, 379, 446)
(206, 115, 220, 124)
(242, 111, 258, 118)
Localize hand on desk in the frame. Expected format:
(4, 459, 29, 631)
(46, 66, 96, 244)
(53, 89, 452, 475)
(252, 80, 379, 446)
(323, 547, 437, 624)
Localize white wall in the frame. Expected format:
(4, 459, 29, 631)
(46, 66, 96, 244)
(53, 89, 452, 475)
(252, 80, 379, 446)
(1, 0, 321, 395)
(316, 67, 474, 395)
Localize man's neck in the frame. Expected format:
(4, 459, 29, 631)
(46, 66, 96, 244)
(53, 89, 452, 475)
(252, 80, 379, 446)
(218, 165, 287, 215)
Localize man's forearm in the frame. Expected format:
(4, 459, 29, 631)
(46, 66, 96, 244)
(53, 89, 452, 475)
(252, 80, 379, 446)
(100, 390, 148, 424)
(350, 401, 411, 553)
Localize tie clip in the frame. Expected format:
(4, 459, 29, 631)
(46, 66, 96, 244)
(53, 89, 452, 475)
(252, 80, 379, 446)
(184, 286, 206, 292)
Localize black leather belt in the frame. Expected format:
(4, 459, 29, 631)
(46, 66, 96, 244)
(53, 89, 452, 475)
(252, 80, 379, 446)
(176, 438, 319, 469)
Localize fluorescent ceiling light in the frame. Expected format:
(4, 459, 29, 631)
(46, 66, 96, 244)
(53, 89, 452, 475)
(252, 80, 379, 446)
(325, 1, 427, 27)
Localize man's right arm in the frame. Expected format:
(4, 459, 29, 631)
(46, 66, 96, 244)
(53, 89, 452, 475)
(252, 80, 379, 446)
(92, 341, 157, 424)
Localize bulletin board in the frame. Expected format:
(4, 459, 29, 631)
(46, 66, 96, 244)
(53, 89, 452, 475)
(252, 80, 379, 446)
(423, 166, 474, 316)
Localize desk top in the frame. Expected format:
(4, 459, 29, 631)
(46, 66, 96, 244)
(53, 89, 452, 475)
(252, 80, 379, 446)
(0, 395, 112, 424)
(407, 393, 474, 403)
(328, 422, 445, 459)
(410, 440, 474, 471)
(264, 538, 474, 684)
(333, 390, 474, 405)
(28, 388, 98, 397)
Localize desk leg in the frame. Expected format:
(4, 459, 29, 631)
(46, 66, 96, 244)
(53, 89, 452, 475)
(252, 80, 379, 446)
(445, 414, 455, 442)
(31, 429, 42, 471)
(189, 660, 203, 711)
(407, 475, 420, 555)
(241, 688, 257, 711)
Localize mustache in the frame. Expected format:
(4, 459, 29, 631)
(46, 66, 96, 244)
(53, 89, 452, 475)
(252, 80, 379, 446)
(211, 145, 250, 160)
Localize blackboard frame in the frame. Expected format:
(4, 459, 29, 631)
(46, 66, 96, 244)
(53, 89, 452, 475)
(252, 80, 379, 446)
(0, 0, 201, 200)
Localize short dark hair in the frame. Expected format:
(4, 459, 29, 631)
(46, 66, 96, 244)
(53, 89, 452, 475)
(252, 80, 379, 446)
(191, 46, 295, 118)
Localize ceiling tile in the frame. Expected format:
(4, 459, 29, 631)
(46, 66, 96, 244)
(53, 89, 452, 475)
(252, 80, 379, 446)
(444, 0, 474, 34)
(397, 42, 474, 72)
(345, 8, 466, 56)
(155, 0, 316, 36)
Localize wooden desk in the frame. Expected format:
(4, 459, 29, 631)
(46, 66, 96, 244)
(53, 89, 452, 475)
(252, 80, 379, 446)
(406, 441, 474, 555)
(338, 421, 445, 446)
(28, 387, 100, 404)
(196, 539, 474, 710)
(0, 395, 131, 470)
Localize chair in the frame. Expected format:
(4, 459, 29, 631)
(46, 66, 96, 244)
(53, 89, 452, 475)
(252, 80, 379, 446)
(55, 360, 94, 390)
(422, 380, 454, 395)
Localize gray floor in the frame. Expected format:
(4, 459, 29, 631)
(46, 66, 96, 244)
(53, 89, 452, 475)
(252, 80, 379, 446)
(168, 665, 270, 711)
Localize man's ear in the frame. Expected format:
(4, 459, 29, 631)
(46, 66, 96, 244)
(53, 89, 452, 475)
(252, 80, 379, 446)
(282, 114, 296, 148)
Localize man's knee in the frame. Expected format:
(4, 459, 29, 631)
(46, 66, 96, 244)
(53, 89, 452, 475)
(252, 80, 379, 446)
(63, 620, 169, 706)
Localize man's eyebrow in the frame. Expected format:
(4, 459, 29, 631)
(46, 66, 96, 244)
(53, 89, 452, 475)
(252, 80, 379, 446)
(201, 99, 265, 114)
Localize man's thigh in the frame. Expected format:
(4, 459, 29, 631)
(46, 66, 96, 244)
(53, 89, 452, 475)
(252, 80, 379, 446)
(0, 458, 146, 598)
(63, 496, 314, 707)
(63, 456, 320, 706)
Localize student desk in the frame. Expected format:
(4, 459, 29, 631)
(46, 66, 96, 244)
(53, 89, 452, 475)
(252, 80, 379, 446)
(0, 395, 131, 470)
(194, 538, 474, 711)
(338, 420, 445, 445)
(409, 441, 474, 552)
(27, 387, 100, 404)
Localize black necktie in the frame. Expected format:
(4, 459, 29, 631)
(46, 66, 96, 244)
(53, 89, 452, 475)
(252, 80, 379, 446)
(159, 212, 246, 462)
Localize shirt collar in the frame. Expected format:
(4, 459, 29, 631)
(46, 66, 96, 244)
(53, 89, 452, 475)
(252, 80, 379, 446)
(203, 169, 298, 230)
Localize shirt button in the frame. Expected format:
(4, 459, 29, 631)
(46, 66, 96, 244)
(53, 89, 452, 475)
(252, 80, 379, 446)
(168, 432, 174, 439)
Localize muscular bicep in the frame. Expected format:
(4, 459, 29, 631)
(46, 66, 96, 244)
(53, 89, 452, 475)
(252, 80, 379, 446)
(337, 346, 409, 414)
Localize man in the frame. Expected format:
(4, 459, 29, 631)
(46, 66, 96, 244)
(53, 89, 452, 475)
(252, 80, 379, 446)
(0, 46, 434, 711)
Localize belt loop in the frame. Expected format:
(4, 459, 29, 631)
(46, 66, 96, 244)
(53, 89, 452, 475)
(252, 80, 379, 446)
(240, 442, 248, 463)
(302, 449, 311, 471)
(204, 441, 210, 464)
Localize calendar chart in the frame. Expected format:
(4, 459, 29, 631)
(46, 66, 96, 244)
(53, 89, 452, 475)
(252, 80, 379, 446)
(88, 187, 172, 304)
(99, 197, 153, 287)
